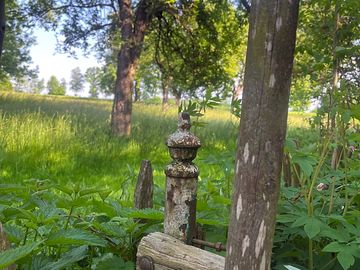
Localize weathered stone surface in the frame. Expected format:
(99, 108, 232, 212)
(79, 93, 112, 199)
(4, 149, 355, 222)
(168, 147, 198, 161)
(164, 112, 200, 243)
(164, 176, 197, 242)
(165, 162, 199, 178)
(166, 112, 201, 150)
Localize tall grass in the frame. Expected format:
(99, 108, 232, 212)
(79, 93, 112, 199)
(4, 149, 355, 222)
(0, 92, 316, 198)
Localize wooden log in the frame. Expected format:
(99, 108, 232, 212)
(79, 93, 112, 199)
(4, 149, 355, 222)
(136, 232, 224, 270)
(134, 160, 153, 210)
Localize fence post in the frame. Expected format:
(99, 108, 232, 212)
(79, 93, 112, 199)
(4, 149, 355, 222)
(0, 222, 16, 270)
(136, 113, 225, 270)
(164, 112, 201, 244)
(134, 160, 153, 210)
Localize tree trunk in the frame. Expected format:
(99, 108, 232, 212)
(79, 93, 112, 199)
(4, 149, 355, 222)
(0, 0, 5, 60)
(225, 1, 299, 269)
(111, 0, 152, 136)
(134, 78, 140, 102)
(173, 89, 181, 107)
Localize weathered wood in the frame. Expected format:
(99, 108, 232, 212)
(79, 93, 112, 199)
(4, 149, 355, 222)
(225, 0, 300, 269)
(164, 113, 201, 243)
(136, 232, 224, 270)
(0, 222, 16, 270)
(0, 222, 9, 251)
(134, 160, 153, 210)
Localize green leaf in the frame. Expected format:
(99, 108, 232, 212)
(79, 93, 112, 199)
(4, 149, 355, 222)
(45, 229, 107, 247)
(2, 207, 37, 222)
(0, 184, 27, 193)
(0, 242, 41, 269)
(79, 187, 102, 197)
(40, 245, 88, 270)
(3, 224, 24, 244)
(212, 195, 231, 205)
(304, 217, 321, 239)
(322, 242, 344, 252)
(291, 215, 308, 228)
(196, 218, 227, 226)
(98, 190, 112, 201)
(320, 228, 350, 242)
(97, 222, 126, 238)
(350, 104, 360, 120)
(127, 208, 164, 220)
(292, 156, 314, 177)
(30, 255, 52, 270)
(54, 185, 73, 196)
(277, 214, 297, 223)
(337, 251, 355, 270)
(96, 256, 134, 270)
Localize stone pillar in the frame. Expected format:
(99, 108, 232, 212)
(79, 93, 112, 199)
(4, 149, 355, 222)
(164, 112, 201, 244)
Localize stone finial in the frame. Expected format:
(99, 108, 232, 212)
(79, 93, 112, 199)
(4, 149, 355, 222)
(166, 112, 201, 153)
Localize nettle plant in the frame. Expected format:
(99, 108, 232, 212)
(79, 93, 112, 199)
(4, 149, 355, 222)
(0, 180, 163, 269)
(273, 107, 360, 270)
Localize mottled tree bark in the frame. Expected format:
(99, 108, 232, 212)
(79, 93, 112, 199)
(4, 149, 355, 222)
(225, 0, 299, 269)
(0, 0, 5, 60)
(111, 0, 152, 136)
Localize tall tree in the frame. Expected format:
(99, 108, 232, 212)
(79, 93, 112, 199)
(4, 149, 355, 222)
(47, 75, 65, 95)
(0, 0, 35, 81)
(25, 0, 172, 135)
(225, 0, 300, 269)
(85, 67, 102, 98)
(70, 67, 85, 95)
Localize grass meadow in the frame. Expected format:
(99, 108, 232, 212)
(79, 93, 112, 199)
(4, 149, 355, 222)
(4, 92, 360, 270)
(0, 92, 316, 202)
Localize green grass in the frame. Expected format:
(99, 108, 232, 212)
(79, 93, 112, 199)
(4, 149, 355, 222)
(0, 92, 316, 199)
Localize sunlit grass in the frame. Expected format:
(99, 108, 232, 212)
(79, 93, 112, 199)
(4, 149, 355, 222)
(0, 92, 315, 196)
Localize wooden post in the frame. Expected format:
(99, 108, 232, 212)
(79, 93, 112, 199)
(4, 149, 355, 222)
(134, 160, 153, 210)
(0, 222, 16, 270)
(136, 113, 225, 270)
(164, 112, 201, 244)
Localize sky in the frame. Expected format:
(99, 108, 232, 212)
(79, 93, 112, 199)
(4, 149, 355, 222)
(30, 28, 101, 96)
